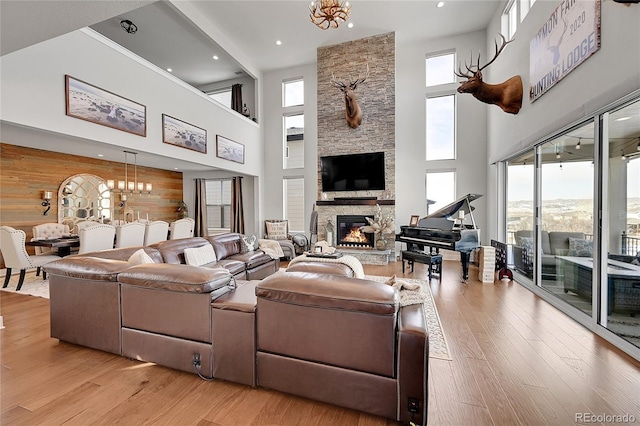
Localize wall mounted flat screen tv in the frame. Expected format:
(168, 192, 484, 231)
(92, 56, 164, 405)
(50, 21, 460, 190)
(321, 152, 385, 192)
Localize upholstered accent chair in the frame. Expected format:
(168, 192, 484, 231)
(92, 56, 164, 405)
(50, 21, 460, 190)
(1, 226, 61, 290)
(114, 222, 146, 248)
(78, 224, 116, 254)
(169, 218, 195, 240)
(144, 220, 169, 246)
(264, 219, 296, 260)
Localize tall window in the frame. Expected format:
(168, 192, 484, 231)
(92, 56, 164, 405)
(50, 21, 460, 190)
(284, 178, 304, 233)
(206, 179, 231, 231)
(503, 0, 537, 39)
(425, 171, 455, 213)
(283, 79, 304, 107)
(208, 88, 232, 108)
(426, 95, 456, 160)
(426, 52, 456, 161)
(284, 114, 304, 169)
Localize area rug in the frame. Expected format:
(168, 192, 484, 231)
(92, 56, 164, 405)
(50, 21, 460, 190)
(0, 271, 49, 299)
(1, 270, 452, 360)
(365, 274, 452, 360)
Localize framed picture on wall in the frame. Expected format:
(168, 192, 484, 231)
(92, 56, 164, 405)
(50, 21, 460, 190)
(65, 75, 147, 137)
(216, 135, 245, 164)
(162, 114, 207, 154)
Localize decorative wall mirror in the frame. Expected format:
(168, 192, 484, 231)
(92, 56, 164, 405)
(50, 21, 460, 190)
(58, 173, 111, 232)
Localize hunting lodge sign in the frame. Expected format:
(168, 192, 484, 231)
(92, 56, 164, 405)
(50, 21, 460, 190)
(529, 0, 601, 102)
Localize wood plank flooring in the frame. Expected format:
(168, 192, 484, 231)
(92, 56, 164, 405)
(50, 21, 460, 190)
(1, 260, 639, 425)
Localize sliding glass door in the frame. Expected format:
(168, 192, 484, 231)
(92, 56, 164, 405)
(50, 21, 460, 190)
(507, 151, 535, 280)
(539, 122, 595, 316)
(604, 99, 640, 349)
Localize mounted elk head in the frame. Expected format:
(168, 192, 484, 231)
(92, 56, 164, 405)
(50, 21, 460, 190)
(455, 34, 523, 115)
(331, 65, 369, 128)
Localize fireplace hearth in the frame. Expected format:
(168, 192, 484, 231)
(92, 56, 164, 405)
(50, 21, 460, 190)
(336, 215, 374, 249)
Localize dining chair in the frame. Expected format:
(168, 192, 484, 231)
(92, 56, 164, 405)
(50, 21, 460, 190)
(169, 218, 195, 240)
(144, 220, 169, 246)
(78, 224, 116, 254)
(75, 220, 100, 233)
(31, 223, 70, 255)
(1, 226, 61, 290)
(114, 222, 145, 248)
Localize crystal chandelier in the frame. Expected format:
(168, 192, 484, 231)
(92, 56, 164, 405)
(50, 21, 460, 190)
(309, 0, 351, 30)
(107, 150, 152, 194)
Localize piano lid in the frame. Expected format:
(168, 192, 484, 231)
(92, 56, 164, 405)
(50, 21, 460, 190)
(419, 193, 483, 223)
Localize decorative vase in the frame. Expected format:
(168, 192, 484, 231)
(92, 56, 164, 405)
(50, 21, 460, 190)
(376, 235, 386, 251)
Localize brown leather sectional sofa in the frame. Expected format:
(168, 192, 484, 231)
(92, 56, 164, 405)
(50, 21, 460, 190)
(45, 233, 429, 425)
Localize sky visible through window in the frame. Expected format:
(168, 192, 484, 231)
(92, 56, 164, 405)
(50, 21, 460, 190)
(426, 95, 455, 160)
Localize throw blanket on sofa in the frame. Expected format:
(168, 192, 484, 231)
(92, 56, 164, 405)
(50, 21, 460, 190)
(288, 254, 365, 279)
(258, 239, 285, 259)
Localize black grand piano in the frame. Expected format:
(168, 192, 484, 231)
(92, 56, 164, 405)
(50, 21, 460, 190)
(396, 193, 482, 281)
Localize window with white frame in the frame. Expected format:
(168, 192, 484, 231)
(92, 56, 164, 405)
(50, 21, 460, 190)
(284, 114, 304, 169)
(425, 171, 456, 213)
(283, 178, 305, 233)
(283, 79, 304, 107)
(503, 0, 537, 40)
(426, 52, 455, 87)
(426, 95, 456, 161)
(426, 52, 456, 161)
(208, 88, 232, 108)
(206, 179, 232, 231)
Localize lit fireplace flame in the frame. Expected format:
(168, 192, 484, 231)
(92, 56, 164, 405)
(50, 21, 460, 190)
(342, 227, 370, 243)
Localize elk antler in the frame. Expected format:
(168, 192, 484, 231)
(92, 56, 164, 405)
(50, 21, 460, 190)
(331, 72, 347, 90)
(455, 34, 513, 78)
(349, 64, 369, 90)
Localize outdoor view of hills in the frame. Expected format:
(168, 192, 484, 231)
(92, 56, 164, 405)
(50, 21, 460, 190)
(507, 197, 640, 247)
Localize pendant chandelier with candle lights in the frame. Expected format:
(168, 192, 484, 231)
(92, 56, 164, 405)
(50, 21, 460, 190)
(309, 0, 351, 29)
(107, 150, 152, 194)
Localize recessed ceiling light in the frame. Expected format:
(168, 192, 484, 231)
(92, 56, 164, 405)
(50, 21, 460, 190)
(212, 55, 219, 60)
(97, 154, 104, 157)
(167, 68, 172, 72)
(437, 1, 445, 7)
(276, 40, 282, 46)
(615, 116, 632, 121)
(347, 22, 354, 28)
(174, 167, 179, 170)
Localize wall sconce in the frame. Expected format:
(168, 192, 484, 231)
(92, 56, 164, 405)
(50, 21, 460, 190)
(42, 191, 53, 215)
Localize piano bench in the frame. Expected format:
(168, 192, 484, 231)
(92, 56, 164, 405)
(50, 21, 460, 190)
(401, 251, 442, 279)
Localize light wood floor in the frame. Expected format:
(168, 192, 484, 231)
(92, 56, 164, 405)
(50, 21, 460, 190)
(1, 260, 639, 425)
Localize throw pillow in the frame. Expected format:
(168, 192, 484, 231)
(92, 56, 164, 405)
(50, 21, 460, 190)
(240, 234, 257, 253)
(266, 221, 287, 240)
(184, 244, 217, 267)
(128, 248, 155, 265)
(568, 238, 593, 257)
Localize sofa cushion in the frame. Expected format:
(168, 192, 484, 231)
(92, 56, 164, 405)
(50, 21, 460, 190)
(228, 251, 272, 269)
(214, 259, 247, 276)
(128, 249, 156, 265)
(45, 257, 131, 281)
(152, 237, 210, 264)
(184, 244, 217, 267)
(208, 233, 242, 260)
(568, 238, 593, 257)
(75, 246, 163, 263)
(550, 232, 586, 255)
(117, 263, 232, 293)
(517, 236, 534, 258)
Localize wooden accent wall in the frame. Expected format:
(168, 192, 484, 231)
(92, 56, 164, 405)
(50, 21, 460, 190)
(0, 143, 183, 266)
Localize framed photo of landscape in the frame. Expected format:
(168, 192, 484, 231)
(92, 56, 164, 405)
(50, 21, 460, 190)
(162, 114, 207, 153)
(216, 135, 244, 164)
(65, 75, 146, 137)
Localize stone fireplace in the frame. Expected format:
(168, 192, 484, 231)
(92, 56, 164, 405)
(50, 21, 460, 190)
(336, 215, 374, 249)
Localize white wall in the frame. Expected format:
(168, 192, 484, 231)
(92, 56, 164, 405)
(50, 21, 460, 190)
(484, 0, 640, 240)
(262, 63, 318, 239)
(0, 29, 261, 174)
(396, 30, 489, 245)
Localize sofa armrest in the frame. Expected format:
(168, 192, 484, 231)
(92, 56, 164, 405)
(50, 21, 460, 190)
(397, 304, 428, 426)
(118, 263, 232, 293)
